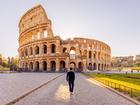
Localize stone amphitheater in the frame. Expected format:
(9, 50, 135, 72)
(18, 5, 111, 72)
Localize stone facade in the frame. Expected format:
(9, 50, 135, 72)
(18, 5, 111, 72)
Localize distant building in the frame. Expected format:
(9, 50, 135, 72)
(126, 56, 134, 66)
(135, 55, 140, 66)
(8, 57, 11, 65)
(0, 54, 2, 65)
(136, 55, 140, 62)
(111, 56, 134, 67)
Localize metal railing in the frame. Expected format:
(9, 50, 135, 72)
(95, 78, 140, 101)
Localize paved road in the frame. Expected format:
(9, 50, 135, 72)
(15, 73, 135, 105)
(0, 73, 62, 105)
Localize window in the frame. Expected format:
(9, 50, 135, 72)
(51, 44, 56, 53)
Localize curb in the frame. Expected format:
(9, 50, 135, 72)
(6, 74, 64, 105)
(83, 74, 140, 105)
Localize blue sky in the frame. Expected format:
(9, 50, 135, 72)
(0, 0, 140, 57)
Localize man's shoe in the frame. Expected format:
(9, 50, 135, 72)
(70, 92, 73, 95)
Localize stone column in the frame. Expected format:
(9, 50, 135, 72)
(83, 60, 87, 71)
(56, 59, 60, 72)
(33, 45, 35, 56)
(33, 62, 36, 72)
(66, 57, 69, 71)
(47, 44, 51, 55)
(39, 44, 42, 56)
(47, 61, 51, 71)
(40, 44, 43, 55)
(39, 61, 43, 72)
(75, 60, 78, 70)
(56, 40, 60, 54)
(75, 44, 79, 56)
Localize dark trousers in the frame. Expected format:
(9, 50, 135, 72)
(68, 81, 74, 92)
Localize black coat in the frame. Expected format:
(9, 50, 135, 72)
(66, 71, 75, 81)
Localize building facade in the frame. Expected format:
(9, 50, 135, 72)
(18, 5, 111, 72)
(135, 55, 140, 66)
(111, 56, 134, 68)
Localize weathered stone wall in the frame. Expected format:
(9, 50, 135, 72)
(18, 5, 111, 72)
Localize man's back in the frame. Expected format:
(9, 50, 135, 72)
(67, 71, 75, 81)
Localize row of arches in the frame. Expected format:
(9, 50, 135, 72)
(21, 44, 56, 57)
(22, 61, 86, 72)
(69, 62, 109, 71)
(23, 60, 66, 72)
(21, 45, 110, 63)
(23, 61, 109, 72)
(20, 30, 48, 46)
(88, 63, 109, 71)
(62, 47, 110, 61)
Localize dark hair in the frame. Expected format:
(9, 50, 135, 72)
(70, 68, 72, 70)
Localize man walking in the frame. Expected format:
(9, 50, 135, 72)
(66, 68, 75, 95)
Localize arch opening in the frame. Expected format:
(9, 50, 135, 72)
(25, 48, 28, 56)
(25, 63, 28, 71)
(102, 64, 104, 71)
(43, 61, 47, 71)
(93, 63, 97, 70)
(89, 51, 92, 58)
(98, 64, 101, 70)
(29, 62, 33, 71)
(63, 47, 67, 53)
(43, 45, 47, 54)
(78, 62, 83, 72)
(29, 47, 33, 55)
(21, 51, 24, 57)
(50, 61, 56, 71)
(51, 44, 56, 53)
(35, 61, 39, 71)
(70, 47, 76, 59)
(35, 46, 39, 55)
(83, 50, 87, 57)
(88, 63, 92, 70)
(60, 61, 66, 71)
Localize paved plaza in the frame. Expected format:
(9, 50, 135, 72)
(0, 73, 62, 105)
(0, 73, 135, 105)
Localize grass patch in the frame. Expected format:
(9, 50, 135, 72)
(85, 73, 140, 101)
(0, 66, 10, 71)
(85, 73, 140, 86)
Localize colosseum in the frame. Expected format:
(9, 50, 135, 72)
(18, 5, 111, 72)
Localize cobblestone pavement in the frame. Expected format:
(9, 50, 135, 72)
(0, 73, 62, 105)
(15, 73, 135, 105)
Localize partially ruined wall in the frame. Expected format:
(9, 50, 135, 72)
(18, 5, 111, 72)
